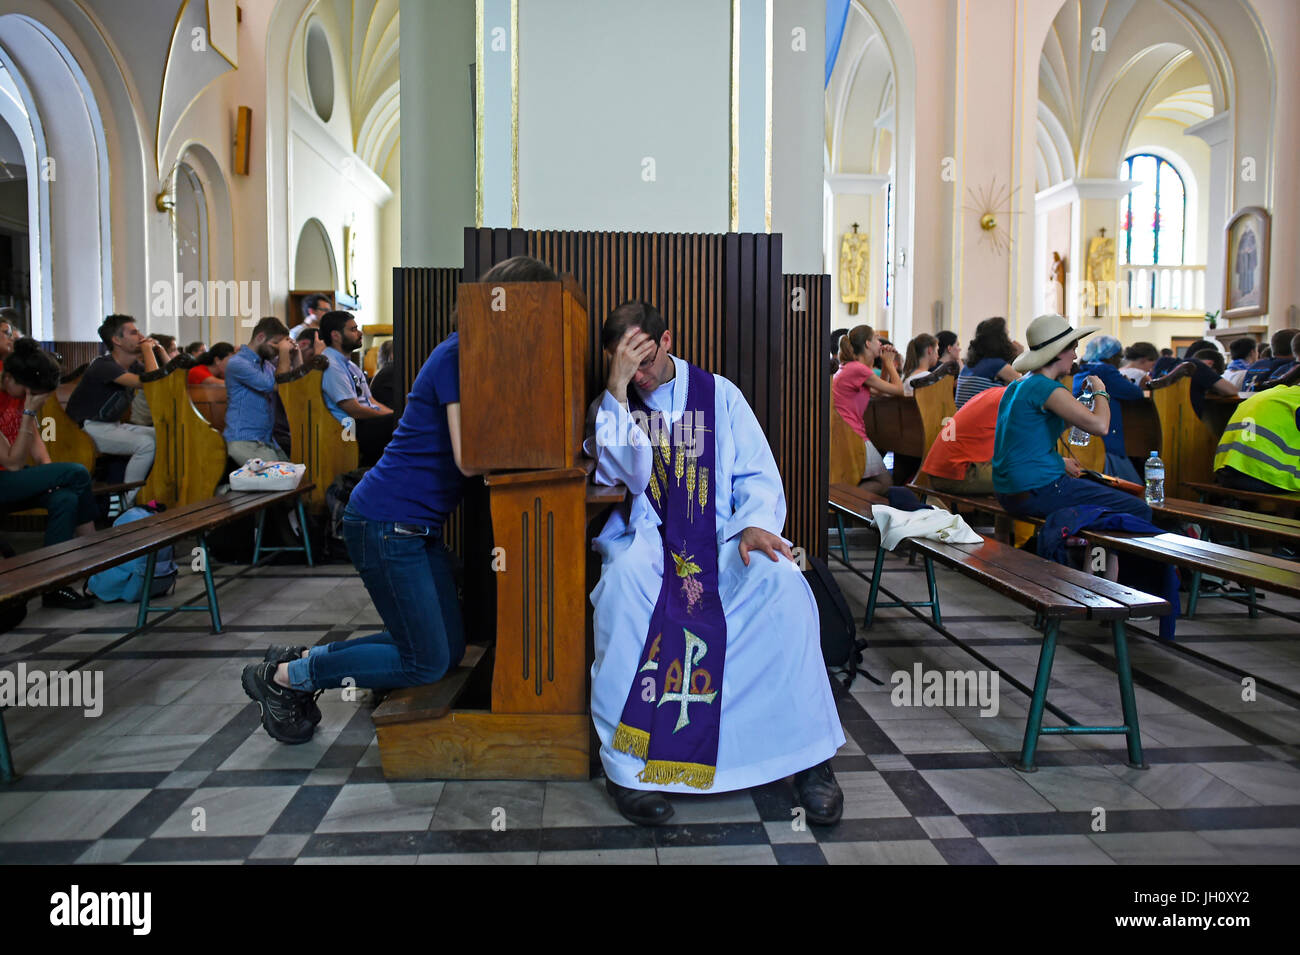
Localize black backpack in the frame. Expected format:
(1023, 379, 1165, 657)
(321, 467, 370, 561)
(803, 553, 880, 694)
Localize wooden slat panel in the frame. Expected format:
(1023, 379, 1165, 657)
(453, 230, 824, 562)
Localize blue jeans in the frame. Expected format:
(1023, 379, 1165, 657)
(287, 504, 465, 692)
(0, 463, 97, 545)
(998, 474, 1152, 522)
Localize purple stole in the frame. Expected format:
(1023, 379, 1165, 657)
(612, 363, 727, 789)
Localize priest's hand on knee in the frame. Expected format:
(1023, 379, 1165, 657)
(738, 526, 793, 566)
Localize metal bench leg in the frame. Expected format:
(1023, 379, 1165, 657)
(135, 550, 159, 630)
(297, 499, 315, 568)
(1186, 569, 1201, 618)
(1247, 584, 1258, 619)
(252, 511, 267, 565)
(0, 711, 14, 783)
(836, 513, 849, 565)
(199, 534, 223, 634)
(923, 555, 942, 627)
(864, 545, 888, 627)
(1016, 619, 1059, 773)
(1111, 621, 1146, 769)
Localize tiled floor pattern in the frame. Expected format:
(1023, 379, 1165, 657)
(1, 531, 1298, 865)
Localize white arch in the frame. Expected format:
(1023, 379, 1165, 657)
(294, 217, 338, 289)
(0, 61, 46, 335)
(0, 15, 113, 340)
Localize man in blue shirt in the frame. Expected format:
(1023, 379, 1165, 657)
(224, 316, 294, 464)
(319, 310, 394, 465)
(1241, 328, 1298, 390)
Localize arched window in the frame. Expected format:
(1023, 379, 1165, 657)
(883, 180, 893, 309)
(1120, 153, 1186, 310)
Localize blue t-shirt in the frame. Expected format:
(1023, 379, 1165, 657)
(993, 374, 1067, 494)
(956, 357, 1009, 409)
(348, 333, 466, 529)
(1242, 357, 1291, 390)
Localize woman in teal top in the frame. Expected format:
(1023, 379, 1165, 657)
(993, 314, 1151, 521)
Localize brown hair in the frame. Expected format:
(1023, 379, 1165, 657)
(1271, 328, 1298, 358)
(837, 325, 875, 365)
(964, 316, 1016, 367)
(903, 333, 937, 377)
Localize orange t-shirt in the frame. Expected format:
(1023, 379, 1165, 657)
(921, 385, 1002, 480)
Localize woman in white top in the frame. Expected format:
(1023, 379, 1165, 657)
(902, 333, 939, 397)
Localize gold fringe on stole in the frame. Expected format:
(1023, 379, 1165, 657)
(612, 723, 650, 759)
(637, 760, 716, 790)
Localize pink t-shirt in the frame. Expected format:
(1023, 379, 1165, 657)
(832, 362, 873, 442)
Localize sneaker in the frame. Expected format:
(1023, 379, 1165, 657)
(263, 645, 322, 725)
(41, 587, 94, 610)
(240, 662, 315, 744)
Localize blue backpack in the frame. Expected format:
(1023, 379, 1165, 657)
(87, 506, 179, 603)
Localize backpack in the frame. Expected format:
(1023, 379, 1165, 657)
(322, 467, 369, 560)
(803, 553, 880, 694)
(87, 505, 178, 602)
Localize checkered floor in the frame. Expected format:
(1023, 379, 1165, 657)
(1, 530, 1298, 865)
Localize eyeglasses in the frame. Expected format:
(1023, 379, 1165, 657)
(638, 343, 659, 372)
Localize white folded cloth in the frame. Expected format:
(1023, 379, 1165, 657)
(869, 504, 983, 551)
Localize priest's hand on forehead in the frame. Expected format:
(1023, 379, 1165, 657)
(606, 327, 658, 403)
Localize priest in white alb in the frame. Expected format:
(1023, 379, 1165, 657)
(585, 301, 845, 826)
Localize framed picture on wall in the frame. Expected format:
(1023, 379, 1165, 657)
(1223, 206, 1270, 320)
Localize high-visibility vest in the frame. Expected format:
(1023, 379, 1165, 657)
(1213, 386, 1300, 491)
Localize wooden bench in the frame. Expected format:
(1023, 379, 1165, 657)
(0, 484, 315, 783)
(828, 482, 1169, 772)
(912, 484, 1300, 619)
(1183, 480, 1300, 518)
(278, 358, 358, 513)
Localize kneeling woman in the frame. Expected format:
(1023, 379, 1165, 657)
(0, 339, 98, 608)
(241, 255, 559, 744)
(993, 314, 1152, 524)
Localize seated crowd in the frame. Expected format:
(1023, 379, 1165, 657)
(0, 300, 399, 610)
(830, 316, 1300, 510)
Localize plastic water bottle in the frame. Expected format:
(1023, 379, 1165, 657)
(1144, 451, 1165, 506)
(1068, 381, 1094, 446)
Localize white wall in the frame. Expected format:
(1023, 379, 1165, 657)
(517, 0, 729, 233)
(771, 0, 825, 273)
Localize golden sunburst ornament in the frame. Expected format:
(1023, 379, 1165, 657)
(963, 177, 1020, 256)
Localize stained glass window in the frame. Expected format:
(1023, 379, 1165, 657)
(1120, 153, 1185, 267)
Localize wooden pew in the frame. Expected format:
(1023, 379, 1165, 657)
(912, 372, 956, 457)
(1149, 366, 1217, 500)
(43, 366, 98, 472)
(862, 393, 925, 460)
(137, 359, 227, 509)
(188, 381, 228, 433)
(277, 357, 358, 512)
(829, 396, 866, 486)
(1122, 397, 1162, 459)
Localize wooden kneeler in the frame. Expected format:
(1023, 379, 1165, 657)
(371, 277, 592, 781)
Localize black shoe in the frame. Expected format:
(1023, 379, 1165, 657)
(793, 760, 844, 826)
(605, 777, 675, 826)
(241, 662, 315, 744)
(42, 587, 94, 610)
(263, 645, 322, 725)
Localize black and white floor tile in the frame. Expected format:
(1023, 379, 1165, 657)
(1, 530, 1297, 865)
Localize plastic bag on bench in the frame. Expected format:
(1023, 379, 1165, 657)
(87, 505, 178, 603)
(229, 459, 306, 492)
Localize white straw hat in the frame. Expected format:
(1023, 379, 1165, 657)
(1013, 314, 1100, 373)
